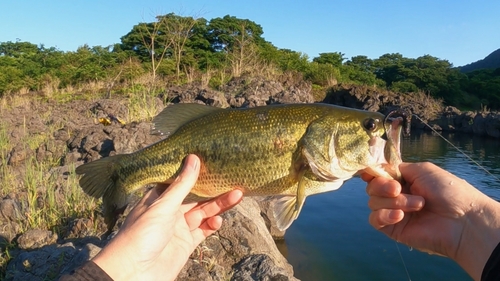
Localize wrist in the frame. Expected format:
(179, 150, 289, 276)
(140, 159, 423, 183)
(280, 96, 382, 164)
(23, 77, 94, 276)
(454, 195, 500, 280)
(92, 236, 138, 281)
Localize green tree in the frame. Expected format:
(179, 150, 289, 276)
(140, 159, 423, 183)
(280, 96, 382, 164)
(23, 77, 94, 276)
(344, 56, 384, 86)
(312, 52, 345, 68)
(207, 15, 265, 77)
(273, 49, 310, 73)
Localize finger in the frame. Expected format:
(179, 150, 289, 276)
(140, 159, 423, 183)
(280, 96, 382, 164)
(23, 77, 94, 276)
(368, 194, 424, 211)
(360, 173, 374, 182)
(399, 162, 440, 185)
(184, 190, 243, 231)
(190, 216, 223, 246)
(181, 189, 243, 214)
(369, 209, 404, 230)
(365, 177, 401, 197)
(152, 155, 200, 209)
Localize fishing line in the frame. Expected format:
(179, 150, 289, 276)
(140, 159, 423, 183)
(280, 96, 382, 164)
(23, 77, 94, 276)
(394, 241, 412, 281)
(412, 114, 500, 182)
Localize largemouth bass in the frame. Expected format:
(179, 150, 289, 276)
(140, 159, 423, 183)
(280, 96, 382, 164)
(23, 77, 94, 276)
(76, 103, 407, 232)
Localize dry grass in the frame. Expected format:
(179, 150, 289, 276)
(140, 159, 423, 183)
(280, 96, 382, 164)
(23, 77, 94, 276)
(0, 100, 100, 231)
(399, 90, 444, 120)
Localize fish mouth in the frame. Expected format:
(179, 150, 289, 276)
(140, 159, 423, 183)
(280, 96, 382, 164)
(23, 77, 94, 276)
(365, 109, 411, 180)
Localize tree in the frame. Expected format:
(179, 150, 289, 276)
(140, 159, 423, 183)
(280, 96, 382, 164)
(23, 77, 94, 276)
(312, 52, 346, 68)
(373, 53, 405, 86)
(121, 18, 174, 81)
(157, 13, 199, 79)
(272, 49, 310, 73)
(344, 56, 384, 86)
(207, 15, 265, 77)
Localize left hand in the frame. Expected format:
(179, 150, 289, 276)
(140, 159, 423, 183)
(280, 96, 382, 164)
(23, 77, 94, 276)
(93, 154, 243, 281)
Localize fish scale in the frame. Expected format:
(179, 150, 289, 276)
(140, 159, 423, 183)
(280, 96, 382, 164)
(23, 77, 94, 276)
(76, 103, 404, 232)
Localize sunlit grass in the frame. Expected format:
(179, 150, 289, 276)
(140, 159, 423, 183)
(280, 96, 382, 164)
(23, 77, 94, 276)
(0, 123, 15, 195)
(21, 156, 99, 233)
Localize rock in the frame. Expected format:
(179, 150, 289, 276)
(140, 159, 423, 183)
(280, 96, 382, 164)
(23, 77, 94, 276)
(166, 84, 230, 108)
(109, 122, 162, 154)
(61, 150, 81, 165)
(472, 113, 486, 135)
(257, 198, 286, 239)
(5, 242, 102, 281)
(65, 218, 98, 239)
(165, 76, 313, 109)
(175, 259, 215, 281)
(53, 128, 71, 142)
(17, 229, 58, 250)
(0, 197, 23, 221)
(232, 254, 300, 281)
(456, 111, 475, 133)
(59, 243, 102, 276)
(7, 144, 32, 166)
(485, 113, 500, 138)
(222, 76, 313, 108)
(0, 222, 21, 244)
(201, 198, 295, 278)
(5, 244, 75, 281)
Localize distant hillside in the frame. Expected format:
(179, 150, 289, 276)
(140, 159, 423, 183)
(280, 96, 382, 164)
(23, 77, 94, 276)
(460, 48, 500, 72)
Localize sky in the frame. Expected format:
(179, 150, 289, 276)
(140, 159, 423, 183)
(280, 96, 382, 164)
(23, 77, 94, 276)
(1, 0, 499, 67)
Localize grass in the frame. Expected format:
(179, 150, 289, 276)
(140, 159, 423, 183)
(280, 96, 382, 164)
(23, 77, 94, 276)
(0, 76, 165, 262)
(0, 96, 102, 278)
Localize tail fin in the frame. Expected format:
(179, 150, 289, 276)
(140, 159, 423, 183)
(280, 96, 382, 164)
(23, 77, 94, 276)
(75, 155, 129, 232)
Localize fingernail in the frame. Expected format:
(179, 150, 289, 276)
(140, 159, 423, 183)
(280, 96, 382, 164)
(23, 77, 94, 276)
(407, 196, 424, 210)
(192, 155, 199, 170)
(388, 210, 401, 220)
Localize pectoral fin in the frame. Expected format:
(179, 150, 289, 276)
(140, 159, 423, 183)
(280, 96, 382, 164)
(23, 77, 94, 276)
(273, 168, 308, 231)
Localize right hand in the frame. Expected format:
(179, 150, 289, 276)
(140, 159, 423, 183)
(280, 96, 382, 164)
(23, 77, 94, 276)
(362, 162, 500, 280)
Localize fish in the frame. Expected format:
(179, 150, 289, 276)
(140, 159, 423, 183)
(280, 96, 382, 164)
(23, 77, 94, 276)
(76, 103, 407, 232)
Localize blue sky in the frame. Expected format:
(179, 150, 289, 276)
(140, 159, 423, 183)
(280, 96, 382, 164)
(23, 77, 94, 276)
(1, 0, 499, 67)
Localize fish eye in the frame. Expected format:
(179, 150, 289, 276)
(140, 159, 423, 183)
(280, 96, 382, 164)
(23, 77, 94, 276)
(363, 118, 378, 132)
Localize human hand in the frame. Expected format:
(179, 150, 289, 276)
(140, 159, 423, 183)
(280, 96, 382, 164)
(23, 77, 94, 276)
(92, 154, 243, 281)
(362, 162, 500, 280)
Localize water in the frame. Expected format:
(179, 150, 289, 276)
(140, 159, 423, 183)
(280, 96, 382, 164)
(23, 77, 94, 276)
(283, 131, 500, 281)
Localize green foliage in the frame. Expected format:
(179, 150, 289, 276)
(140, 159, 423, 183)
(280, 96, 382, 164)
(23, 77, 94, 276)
(306, 62, 341, 86)
(313, 52, 345, 67)
(1, 14, 500, 110)
(273, 49, 310, 73)
(462, 68, 500, 108)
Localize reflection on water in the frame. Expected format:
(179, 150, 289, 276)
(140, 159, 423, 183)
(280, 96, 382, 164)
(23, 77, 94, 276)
(284, 131, 500, 281)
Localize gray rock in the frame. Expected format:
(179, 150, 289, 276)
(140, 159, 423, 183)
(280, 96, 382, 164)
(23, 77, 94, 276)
(232, 254, 299, 281)
(257, 198, 286, 239)
(202, 198, 295, 278)
(7, 144, 32, 166)
(59, 243, 102, 276)
(17, 229, 58, 250)
(0, 221, 20, 243)
(175, 259, 215, 281)
(5, 242, 102, 281)
(5, 243, 76, 281)
(485, 113, 500, 138)
(0, 197, 23, 221)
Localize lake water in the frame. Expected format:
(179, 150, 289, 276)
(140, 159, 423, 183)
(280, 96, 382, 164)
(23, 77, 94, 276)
(283, 130, 500, 281)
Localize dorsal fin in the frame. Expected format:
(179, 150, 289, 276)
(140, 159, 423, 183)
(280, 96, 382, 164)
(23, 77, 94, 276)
(151, 103, 223, 136)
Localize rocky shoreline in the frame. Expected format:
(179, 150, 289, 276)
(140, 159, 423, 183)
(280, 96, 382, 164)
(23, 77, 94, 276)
(1, 76, 499, 280)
